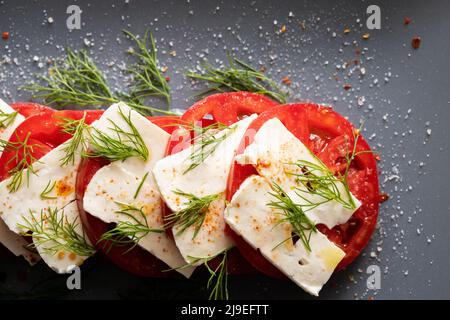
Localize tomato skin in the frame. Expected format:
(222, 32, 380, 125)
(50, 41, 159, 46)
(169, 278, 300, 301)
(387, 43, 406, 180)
(226, 103, 380, 275)
(181, 91, 278, 125)
(10, 102, 54, 117)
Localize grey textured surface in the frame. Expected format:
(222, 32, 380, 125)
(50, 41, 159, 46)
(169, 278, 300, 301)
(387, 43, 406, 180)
(0, 0, 449, 299)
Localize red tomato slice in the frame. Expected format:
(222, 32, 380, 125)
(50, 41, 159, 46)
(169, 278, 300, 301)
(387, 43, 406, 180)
(76, 116, 192, 277)
(10, 102, 54, 117)
(162, 92, 278, 275)
(225, 103, 380, 277)
(0, 110, 103, 181)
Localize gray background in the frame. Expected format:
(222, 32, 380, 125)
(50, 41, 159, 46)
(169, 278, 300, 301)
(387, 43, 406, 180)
(0, 0, 449, 300)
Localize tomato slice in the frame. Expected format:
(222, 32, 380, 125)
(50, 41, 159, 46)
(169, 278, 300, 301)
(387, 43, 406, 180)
(10, 102, 54, 117)
(75, 116, 192, 277)
(226, 103, 380, 277)
(161, 92, 278, 275)
(181, 91, 279, 125)
(0, 110, 103, 181)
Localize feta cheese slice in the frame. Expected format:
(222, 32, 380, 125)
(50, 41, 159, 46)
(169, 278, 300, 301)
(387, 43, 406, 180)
(153, 115, 257, 265)
(83, 102, 194, 277)
(0, 139, 93, 273)
(235, 117, 361, 229)
(225, 175, 345, 296)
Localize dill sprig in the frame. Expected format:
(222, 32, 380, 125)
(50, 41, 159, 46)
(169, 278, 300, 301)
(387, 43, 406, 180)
(287, 158, 357, 211)
(167, 250, 229, 300)
(165, 190, 220, 239)
(59, 113, 89, 166)
(268, 182, 317, 252)
(23, 47, 174, 115)
(187, 56, 287, 103)
(123, 29, 171, 104)
(0, 133, 41, 193)
(183, 123, 236, 174)
(85, 107, 149, 161)
(17, 206, 95, 257)
(0, 110, 18, 128)
(98, 201, 164, 254)
(40, 180, 57, 200)
(133, 172, 149, 199)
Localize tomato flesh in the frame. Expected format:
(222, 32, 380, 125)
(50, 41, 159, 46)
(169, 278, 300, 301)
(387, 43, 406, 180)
(226, 103, 380, 276)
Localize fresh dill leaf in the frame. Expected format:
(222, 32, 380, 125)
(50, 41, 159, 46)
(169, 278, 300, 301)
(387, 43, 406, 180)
(183, 124, 236, 174)
(123, 29, 171, 104)
(98, 201, 163, 253)
(133, 172, 149, 199)
(0, 133, 41, 193)
(40, 180, 57, 200)
(267, 182, 317, 252)
(287, 158, 357, 211)
(165, 190, 220, 239)
(59, 112, 89, 166)
(204, 251, 228, 300)
(165, 250, 229, 300)
(187, 56, 287, 103)
(85, 107, 149, 161)
(23, 48, 174, 115)
(0, 110, 18, 128)
(17, 206, 95, 257)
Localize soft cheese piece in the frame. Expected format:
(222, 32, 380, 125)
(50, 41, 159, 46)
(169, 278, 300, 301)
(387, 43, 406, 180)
(153, 115, 257, 265)
(225, 175, 345, 296)
(235, 117, 361, 229)
(83, 102, 194, 277)
(0, 99, 38, 263)
(0, 139, 93, 273)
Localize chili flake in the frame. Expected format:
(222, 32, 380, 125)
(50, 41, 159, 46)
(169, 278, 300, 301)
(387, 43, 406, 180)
(2, 31, 9, 40)
(411, 36, 421, 49)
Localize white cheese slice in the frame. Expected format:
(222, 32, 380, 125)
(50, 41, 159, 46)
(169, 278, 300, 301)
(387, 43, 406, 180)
(153, 115, 257, 265)
(225, 175, 345, 296)
(0, 219, 39, 264)
(235, 117, 361, 229)
(0, 99, 38, 263)
(0, 138, 93, 273)
(83, 102, 194, 278)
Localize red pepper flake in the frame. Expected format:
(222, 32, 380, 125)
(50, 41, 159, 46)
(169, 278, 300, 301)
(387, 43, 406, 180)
(2, 31, 9, 40)
(355, 48, 361, 55)
(281, 76, 292, 86)
(403, 17, 411, 25)
(411, 36, 421, 49)
(165, 76, 170, 82)
(343, 83, 352, 91)
(368, 296, 375, 301)
(379, 193, 389, 203)
(374, 154, 381, 161)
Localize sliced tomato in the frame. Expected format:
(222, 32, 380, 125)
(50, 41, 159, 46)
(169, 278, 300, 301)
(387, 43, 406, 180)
(226, 103, 380, 277)
(182, 91, 279, 125)
(75, 116, 191, 277)
(161, 92, 278, 275)
(0, 110, 103, 181)
(10, 102, 54, 117)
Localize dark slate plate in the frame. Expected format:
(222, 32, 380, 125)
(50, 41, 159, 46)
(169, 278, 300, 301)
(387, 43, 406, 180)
(0, 0, 449, 300)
